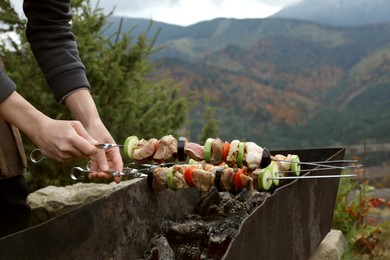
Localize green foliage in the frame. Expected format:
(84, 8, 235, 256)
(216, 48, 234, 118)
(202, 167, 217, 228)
(0, 0, 188, 191)
(332, 171, 390, 258)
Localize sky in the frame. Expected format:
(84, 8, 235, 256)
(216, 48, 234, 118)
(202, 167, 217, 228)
(10, 0, 302, 26)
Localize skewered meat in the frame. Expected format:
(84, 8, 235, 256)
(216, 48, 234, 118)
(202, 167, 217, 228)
(210, 138, 224, 165)
(226, 140, 240, 167)
(220, 167, 235, 191)
(244, 142, 264, 170)
(151, 167, 169, 192)
(124, 135, 272, 170)
(192, 169, 215, 193)
(272, 154, 292, 171)
(132, 138, 158, 163)
(153, 135, 177, 162)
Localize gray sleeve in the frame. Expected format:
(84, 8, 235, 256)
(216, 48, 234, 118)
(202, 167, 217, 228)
(0, 70, 17, 103)
(23, 0, 90, 103)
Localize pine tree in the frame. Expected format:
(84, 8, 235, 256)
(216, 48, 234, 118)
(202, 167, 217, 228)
(0, 0, 188, 190)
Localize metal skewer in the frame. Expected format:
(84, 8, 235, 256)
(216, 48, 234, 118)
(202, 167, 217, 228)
(268, 174, 357, 180)
(30, 143, 123, 163)
(272, 159, 362, 170)
(70, 166, 147, 181)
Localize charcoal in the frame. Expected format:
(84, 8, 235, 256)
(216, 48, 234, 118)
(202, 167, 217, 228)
(143, 188, 267, 260)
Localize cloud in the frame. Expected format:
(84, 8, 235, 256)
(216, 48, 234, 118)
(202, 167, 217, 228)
(91, 0, 302, 25)
(9, 0, 302, 26)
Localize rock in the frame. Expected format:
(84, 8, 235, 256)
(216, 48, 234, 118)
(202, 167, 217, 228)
(309, 230, 347, 260)
(27, 179, 140, 226)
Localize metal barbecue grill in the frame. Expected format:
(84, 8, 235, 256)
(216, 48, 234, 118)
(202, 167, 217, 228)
(0, 147, 347, 259)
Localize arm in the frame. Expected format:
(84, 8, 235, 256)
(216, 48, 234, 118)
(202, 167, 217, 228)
(0, 91, 98, 161)
(23, 0, 90, 103)
(22, 0, 123, 181)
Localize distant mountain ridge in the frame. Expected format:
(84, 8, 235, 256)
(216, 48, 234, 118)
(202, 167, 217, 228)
(104, 7, 390, 148)
(272, 0, 390, 26)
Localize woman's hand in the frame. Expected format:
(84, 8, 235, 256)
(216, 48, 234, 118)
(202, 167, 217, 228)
(31, 119, 99, 161)
(84, 121, 123, 183)
(65, 89, 123, 183)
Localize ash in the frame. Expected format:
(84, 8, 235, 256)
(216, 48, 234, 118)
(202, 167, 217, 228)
(143, 188, 270, 260)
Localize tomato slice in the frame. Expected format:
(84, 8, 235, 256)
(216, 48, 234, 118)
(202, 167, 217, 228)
(184, 167, 195, 187)
(234, 169, 244, 190)
(223, 142, 230, 162)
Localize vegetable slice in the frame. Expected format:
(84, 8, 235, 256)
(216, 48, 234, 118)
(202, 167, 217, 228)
(123, 135, 139, 160)
(290, 154, 301, 176)
(270, 161, 280, 186)
(188, 158, 197, 165)
(147, 164, 159, 189)
(204, 138, 214, 163)
(215, 168, 223, 191)
(237, 142, 245, 168)
(177, 137, 187, 161)
(234, 169, 245, 190)
(166, 168, 176, 190)
(260, 148, 272, 169)
(222, 142, 230, 162)
(258, 167, 273, 191)
(184, 167, 195, 187)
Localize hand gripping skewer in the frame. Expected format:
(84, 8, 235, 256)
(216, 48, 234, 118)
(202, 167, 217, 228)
(29, 144, 123, 163)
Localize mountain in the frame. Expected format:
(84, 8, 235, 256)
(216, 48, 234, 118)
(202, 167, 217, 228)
(272, 0, 390, 26)
(104, 16, 390, 150)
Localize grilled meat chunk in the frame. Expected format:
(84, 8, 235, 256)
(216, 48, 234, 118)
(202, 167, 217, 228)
(153, 135, 178, 162)
(210, 138, 224, 165)
(133, 138, 158, 163)
(244, 142, 264, 170)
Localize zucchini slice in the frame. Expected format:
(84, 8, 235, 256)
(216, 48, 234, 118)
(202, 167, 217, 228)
(237, 142, 245, 168)
(204, 138, 214, 163)
(290, 154, 301, 176)
(258, 167, 273, 191)
(123, 135, 139, 160)
(166, 168, 176, 190)
(270, 161, 280, 187)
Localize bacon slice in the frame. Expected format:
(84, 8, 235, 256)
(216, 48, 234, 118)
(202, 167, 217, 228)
(184, 142, 204, 161)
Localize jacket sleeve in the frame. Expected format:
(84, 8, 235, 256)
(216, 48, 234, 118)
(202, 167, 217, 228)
(0, 70, 16, 103)
(23, 0, 90, 103)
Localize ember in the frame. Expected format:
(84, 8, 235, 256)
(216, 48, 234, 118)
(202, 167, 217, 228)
(143, 187, 270, 260)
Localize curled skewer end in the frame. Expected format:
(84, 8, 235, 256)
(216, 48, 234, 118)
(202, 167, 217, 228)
(30, 148, 47, 164)
(70, 167, 87, 181)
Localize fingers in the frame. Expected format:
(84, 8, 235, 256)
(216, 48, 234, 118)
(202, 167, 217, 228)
(88, 147, 123, 183)
(71, 121, 99, 156)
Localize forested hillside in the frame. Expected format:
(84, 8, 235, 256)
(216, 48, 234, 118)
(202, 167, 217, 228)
(105, 17, 390, 149)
